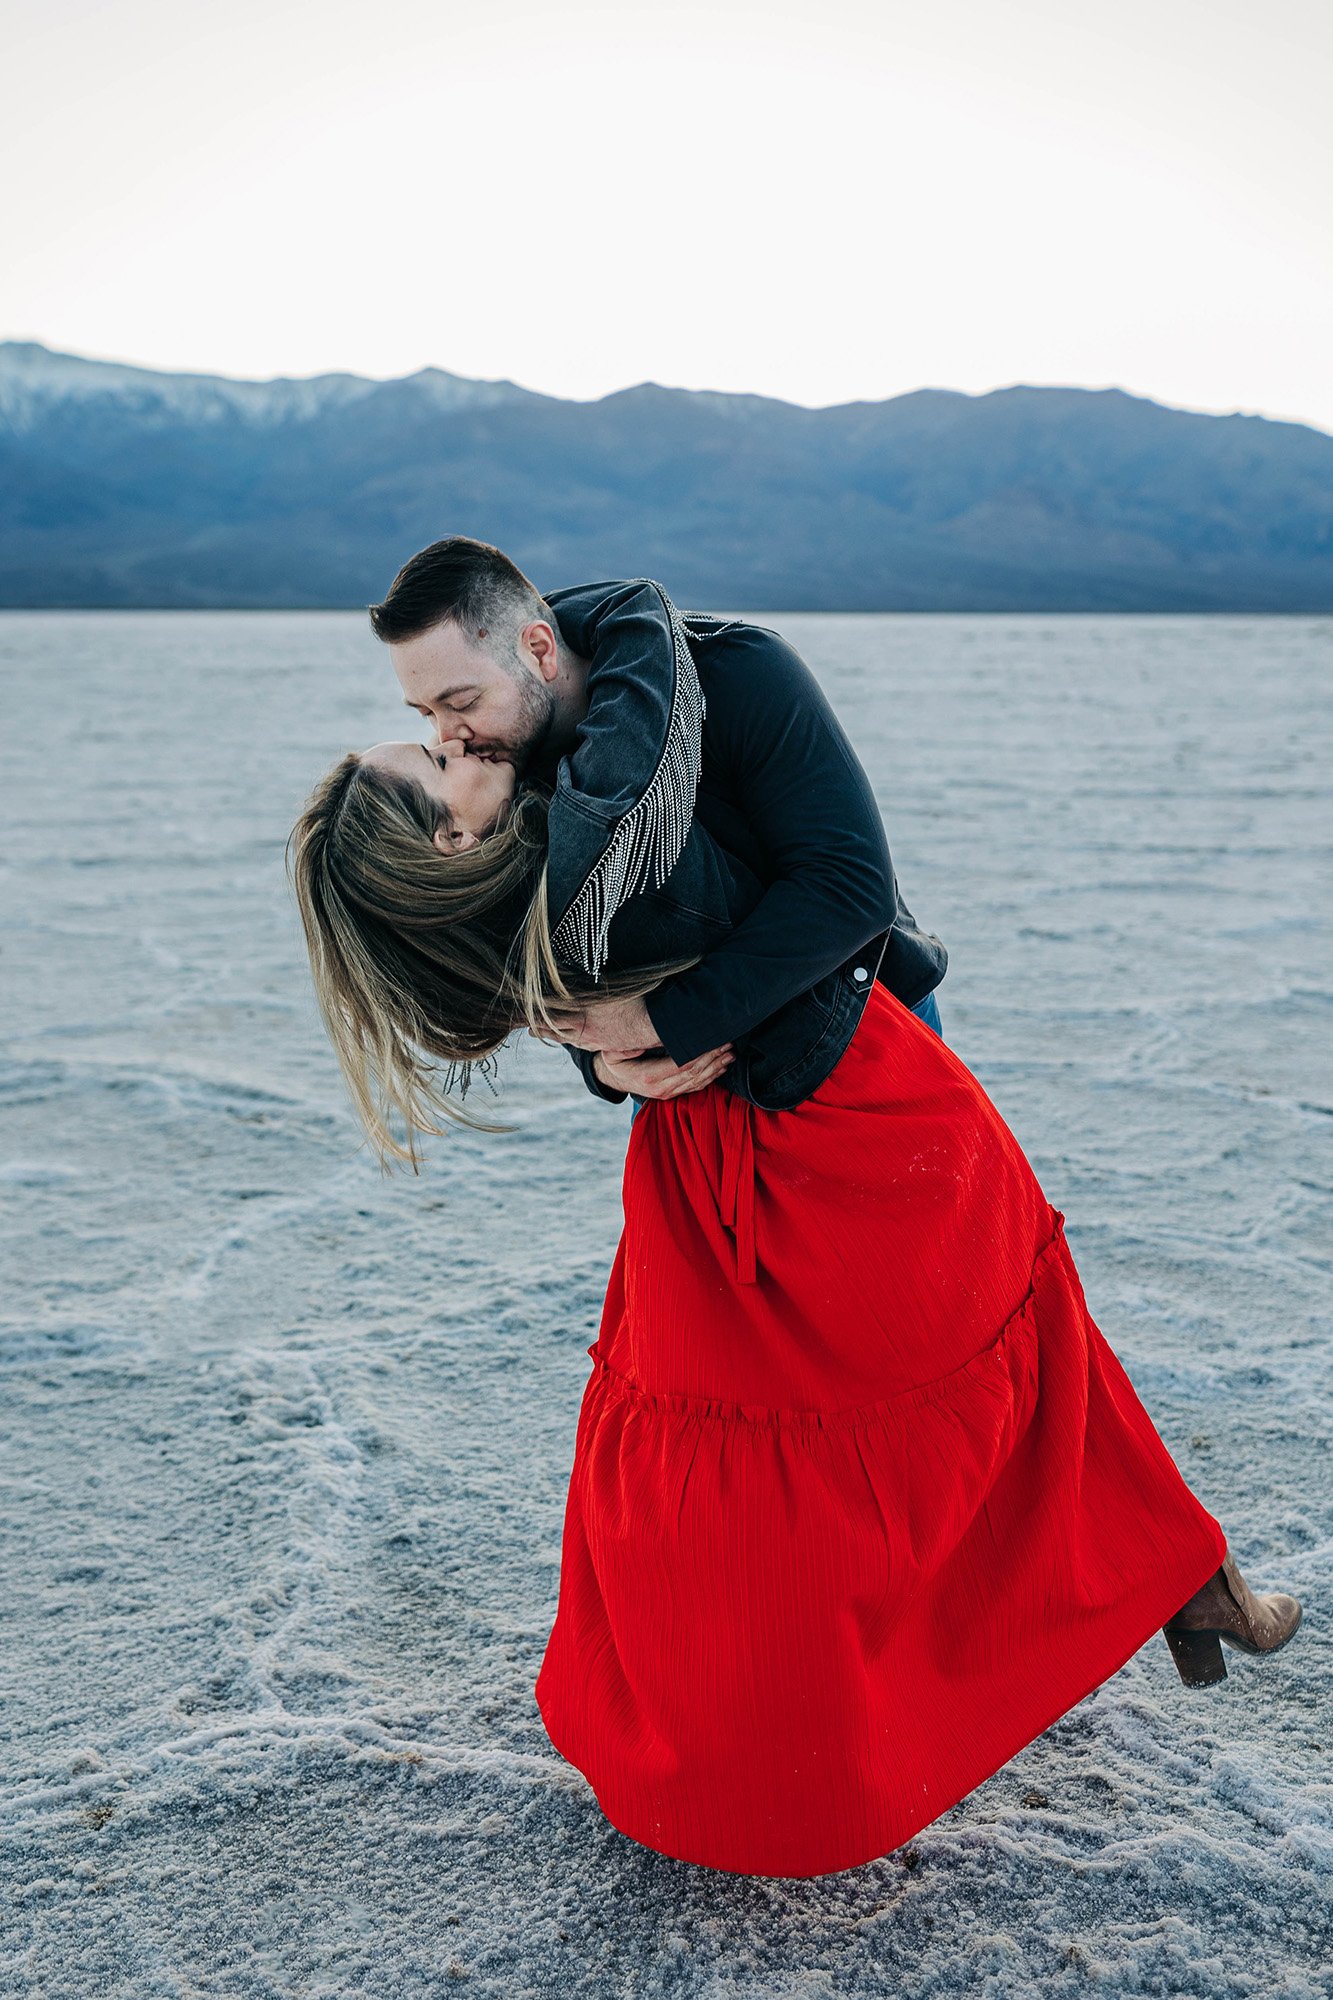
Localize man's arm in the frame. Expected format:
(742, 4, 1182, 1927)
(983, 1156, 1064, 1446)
(644, 627, 899, 1065)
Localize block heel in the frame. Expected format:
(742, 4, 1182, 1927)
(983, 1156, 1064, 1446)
(1161, 1549, 1302, 1689)
(1163, 1624, 1227, 1687)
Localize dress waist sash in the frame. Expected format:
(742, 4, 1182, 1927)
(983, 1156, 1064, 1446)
(717, 1090, 757, 1285)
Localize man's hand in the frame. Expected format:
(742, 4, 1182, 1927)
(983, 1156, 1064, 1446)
(593, 1044, 734, 1099)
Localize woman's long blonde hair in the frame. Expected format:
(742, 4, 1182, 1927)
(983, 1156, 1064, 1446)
(287, 753, 700, 1169)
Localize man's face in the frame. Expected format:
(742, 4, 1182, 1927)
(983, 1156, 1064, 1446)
(391, 616, 559, 771)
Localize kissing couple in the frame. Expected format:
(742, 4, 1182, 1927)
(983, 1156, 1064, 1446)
(288, 535, 1300, 1879)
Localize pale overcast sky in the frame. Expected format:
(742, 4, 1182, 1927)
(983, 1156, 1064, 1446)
(4, 0, 1331, 426)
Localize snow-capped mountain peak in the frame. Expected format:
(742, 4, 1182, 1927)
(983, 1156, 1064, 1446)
(0, 342, 523, 431)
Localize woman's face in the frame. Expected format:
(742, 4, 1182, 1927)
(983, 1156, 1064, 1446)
(361, 738, 517, 853)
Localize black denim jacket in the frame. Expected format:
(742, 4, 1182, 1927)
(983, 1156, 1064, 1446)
(538, 579, 947, 1111)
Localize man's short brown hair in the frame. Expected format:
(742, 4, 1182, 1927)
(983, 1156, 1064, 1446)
(368, 535, 552, 649)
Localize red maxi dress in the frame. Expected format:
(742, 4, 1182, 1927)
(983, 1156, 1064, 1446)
(534, 982, 1227, 1877)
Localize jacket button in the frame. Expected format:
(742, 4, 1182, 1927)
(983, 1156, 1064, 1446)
(852, 965, 869, 982)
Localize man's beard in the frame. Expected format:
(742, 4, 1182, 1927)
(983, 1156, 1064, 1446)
(499, 663, 560, 772)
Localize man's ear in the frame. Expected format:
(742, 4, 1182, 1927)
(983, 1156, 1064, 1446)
(524, 618, 561, 683)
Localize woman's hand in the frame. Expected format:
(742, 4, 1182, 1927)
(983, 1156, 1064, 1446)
(533, 995, 734, 1094)
(594, 1045, 735, 1099)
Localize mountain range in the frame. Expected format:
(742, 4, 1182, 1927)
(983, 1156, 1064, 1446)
(3, 341, 1332, 611)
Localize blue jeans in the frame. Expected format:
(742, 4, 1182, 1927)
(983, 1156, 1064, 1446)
(629, 984, 944, 1123)
(910, 986, 944, 1039)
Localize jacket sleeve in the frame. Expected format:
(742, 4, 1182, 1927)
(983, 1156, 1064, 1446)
(565, 1042, 629, 1105)
(643, 629, 900, 1064)
(543, 578, 690, 819)
(541, 578, 705, 980)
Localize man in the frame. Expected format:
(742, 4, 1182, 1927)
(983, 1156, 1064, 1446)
(368, 535, 947, 1106)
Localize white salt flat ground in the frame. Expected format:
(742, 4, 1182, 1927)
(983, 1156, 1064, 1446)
(1, 611, 1330, 1998)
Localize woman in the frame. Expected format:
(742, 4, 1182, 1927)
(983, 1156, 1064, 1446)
(289, 615, 1301, 1880)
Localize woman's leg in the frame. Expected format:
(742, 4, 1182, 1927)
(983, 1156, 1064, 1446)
(909, 986, 944, 1038)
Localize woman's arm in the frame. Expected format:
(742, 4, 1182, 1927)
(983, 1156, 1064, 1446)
(541, 578, 707, 982)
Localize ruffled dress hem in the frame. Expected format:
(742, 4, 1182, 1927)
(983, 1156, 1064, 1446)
(535, 1215, 1227, 1878)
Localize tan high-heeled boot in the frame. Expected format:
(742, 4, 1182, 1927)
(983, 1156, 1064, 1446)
(1162, 1549, 1302, 1687)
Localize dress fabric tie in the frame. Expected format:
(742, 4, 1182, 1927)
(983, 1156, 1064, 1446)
(717, 1090, 757, 1284)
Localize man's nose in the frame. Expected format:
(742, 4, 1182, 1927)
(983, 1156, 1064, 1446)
(433, 721, 473, 751)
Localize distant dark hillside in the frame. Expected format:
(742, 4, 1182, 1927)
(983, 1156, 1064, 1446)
(2, 342, 1332, 610)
